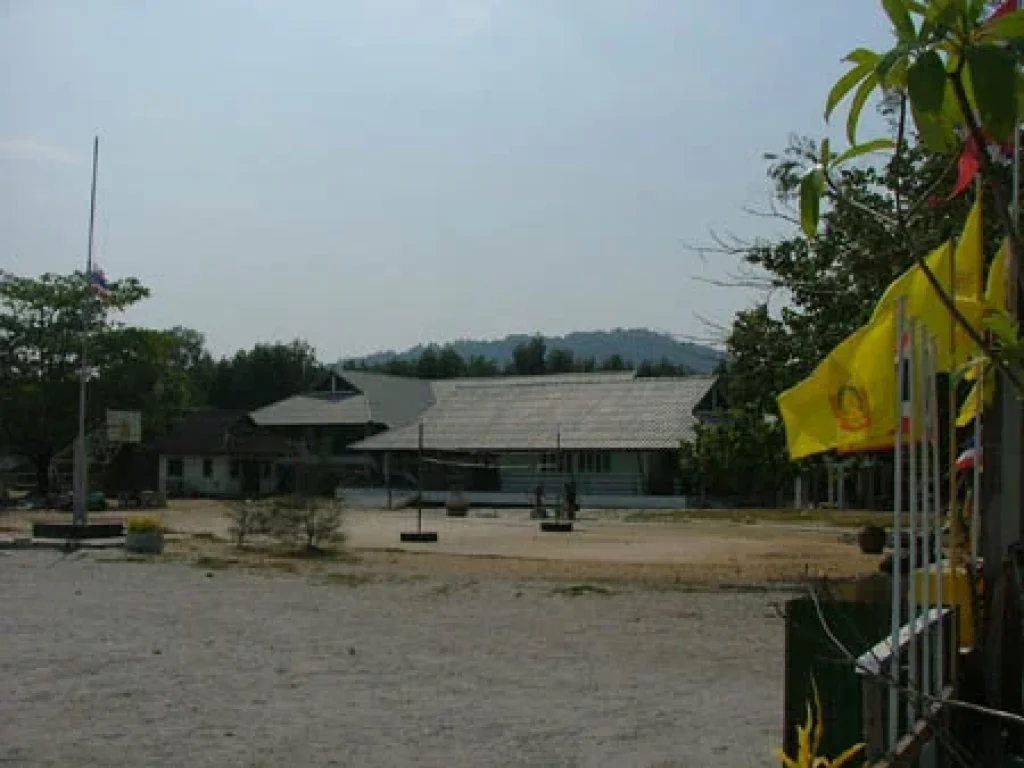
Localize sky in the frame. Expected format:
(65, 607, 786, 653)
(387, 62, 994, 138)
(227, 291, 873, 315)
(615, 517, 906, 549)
(1, 0, 892, 361)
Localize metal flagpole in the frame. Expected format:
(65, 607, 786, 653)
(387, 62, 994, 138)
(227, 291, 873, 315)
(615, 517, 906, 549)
(906, 317, 920, 727)
(417, 422, 424, 534)
(918, 322, 932, 704)
(948, 236, 959, 572)
(930, 334, 944, 692)
(74, 135, 99, 528)
(890, 295, 907, 748)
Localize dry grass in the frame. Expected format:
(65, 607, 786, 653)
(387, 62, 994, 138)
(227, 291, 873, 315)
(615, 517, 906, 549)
(624, 507, 898, 528)
(132, 531, 880, 589)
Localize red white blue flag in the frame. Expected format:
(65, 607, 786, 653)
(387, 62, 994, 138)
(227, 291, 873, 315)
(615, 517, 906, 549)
(956, 438, 980, 472)
(89, 267, 110, 298)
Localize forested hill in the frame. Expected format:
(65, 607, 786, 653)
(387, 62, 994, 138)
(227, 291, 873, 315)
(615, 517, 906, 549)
(350, 329, 723, 374)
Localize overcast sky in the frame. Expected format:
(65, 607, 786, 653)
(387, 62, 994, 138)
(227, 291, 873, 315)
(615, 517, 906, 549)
(1, 1, 891, 360)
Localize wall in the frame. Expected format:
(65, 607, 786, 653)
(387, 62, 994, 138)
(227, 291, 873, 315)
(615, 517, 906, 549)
(157, 455, 278, 497)
(496, 450, 656, 496)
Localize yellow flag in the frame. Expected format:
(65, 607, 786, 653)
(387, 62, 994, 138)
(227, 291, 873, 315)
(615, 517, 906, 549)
(957, 239, 1008, 424)
(778, 310, 898, 459)
(985, 237, 1008, 313)
(956, 367, 992, 427)
(868, 195, 986, 371)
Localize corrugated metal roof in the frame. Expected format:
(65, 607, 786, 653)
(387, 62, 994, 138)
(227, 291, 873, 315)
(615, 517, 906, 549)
(250, 370, 435, 429)
(352, 375, 716, 452)
(250, 392, 372, 427)
(335, 370, 436, 427)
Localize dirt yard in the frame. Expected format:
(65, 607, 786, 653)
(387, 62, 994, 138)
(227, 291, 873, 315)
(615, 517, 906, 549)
(36, 499, 879, 585)
(0, 502, 883, 767)
(2, 549, 791, 768)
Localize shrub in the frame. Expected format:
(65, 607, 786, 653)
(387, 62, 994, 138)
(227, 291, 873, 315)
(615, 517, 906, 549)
(269, 494, 345, 553)
(226, 500, 272, 547)
(125, 515, 163, 534)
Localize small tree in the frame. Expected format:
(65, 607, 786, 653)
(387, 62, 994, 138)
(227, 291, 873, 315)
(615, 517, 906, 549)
(268, 440, 345, 553)
(226, 500, 269, 547)
(269, 494, 344, 553)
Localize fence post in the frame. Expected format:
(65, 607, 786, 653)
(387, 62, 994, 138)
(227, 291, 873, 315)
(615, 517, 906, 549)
(862, 677, 886, 760)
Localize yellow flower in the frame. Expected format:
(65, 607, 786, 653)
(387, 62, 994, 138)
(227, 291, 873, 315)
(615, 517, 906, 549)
(773, 675, 865, 768)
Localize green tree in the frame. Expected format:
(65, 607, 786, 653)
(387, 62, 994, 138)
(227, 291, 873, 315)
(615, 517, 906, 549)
(679, 410, 790, 506)
(510, 335, 547, 375)
(599, 354, 629, 371)
(466, 354, 498, 377)
(547, 347, 576, 374)
(415, 345, 441, 379)
(437, 344, 467, 378)
(207, 340, 324, 411)
(0, 270, 148, 490)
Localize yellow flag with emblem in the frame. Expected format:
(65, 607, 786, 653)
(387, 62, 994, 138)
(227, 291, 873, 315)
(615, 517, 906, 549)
(778, 309, 899, 460)
(778, 194, 987, 459)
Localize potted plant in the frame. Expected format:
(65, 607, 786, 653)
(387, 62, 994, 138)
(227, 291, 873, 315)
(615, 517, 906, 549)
(125, 515, 165, 554)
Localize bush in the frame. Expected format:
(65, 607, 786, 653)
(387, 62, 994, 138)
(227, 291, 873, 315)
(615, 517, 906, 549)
(269, 494, 345, 552)
(226, 500, 272, 547)
(125, 515, 163, 534)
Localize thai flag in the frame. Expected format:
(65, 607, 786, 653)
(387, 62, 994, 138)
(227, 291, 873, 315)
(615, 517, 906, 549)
(956, 438, 980, 472)
(90, 267, 110, 298)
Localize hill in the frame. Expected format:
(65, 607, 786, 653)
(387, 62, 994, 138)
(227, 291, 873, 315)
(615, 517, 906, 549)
(349, 329, 723, 374)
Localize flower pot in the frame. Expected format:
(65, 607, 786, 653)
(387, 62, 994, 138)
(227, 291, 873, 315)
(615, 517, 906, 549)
(125, 530, 164, 555)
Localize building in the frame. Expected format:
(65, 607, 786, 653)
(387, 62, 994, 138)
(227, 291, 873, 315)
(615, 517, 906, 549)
(148, 370, 724, 502)
(149, 410, 293, 497)
(249, 370, 435, 487)
(350, 372, 725, 498)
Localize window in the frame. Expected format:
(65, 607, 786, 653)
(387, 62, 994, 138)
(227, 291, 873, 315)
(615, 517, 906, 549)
(167, 458, 183, 477)
(557, 453, 572, 473)
(202, 459, 213, 478)
(577, 452, 611, 474)
(229, 460, 240, 478)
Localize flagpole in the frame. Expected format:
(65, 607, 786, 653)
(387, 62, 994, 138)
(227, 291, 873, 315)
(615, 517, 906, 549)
(917, 321, 932, 704)
(906, 317, 919, 727)
(74, 135, 99, 528)
(929, 333, 944, 692)
(947, 236, 959, 571)
(889, 296, 907, 749)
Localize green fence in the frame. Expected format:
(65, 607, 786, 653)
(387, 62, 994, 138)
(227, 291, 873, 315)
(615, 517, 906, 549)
(783, 596, 892, 759)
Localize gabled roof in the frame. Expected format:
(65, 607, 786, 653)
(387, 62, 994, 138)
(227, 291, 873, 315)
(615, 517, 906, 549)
(351, 374, 717, 452)
(249, 370, 435, 429)
(148, 410, 291, 457)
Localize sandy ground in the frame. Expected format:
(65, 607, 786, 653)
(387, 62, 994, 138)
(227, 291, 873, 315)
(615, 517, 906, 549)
(0, 501, 884, 766)
(1, 550, 789, 768)
(2, 500, 881, 584)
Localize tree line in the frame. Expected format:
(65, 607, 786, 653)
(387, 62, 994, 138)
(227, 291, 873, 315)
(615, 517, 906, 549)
(343, 334, 696, 379)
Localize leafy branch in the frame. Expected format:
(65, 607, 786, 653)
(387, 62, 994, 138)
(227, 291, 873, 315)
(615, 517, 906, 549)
(799, 0, 1024, 395)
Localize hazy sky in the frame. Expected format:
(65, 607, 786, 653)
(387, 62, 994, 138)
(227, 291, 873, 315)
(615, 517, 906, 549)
(1, 1, 891, 360)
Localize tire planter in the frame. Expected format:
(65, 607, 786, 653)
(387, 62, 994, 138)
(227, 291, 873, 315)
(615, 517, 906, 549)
(445, 491, 469, 517)
(540, 521, 573, 533)
(400, 531, 439, 543)
(125, 530, 164, 555)
(857, 525, 886, 555)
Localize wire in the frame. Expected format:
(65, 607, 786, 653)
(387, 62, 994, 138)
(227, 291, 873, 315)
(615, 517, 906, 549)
(806, 585, 984, 768)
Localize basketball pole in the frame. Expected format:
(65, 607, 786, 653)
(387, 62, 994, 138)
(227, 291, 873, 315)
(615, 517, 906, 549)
(74, 136, 99, 529)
